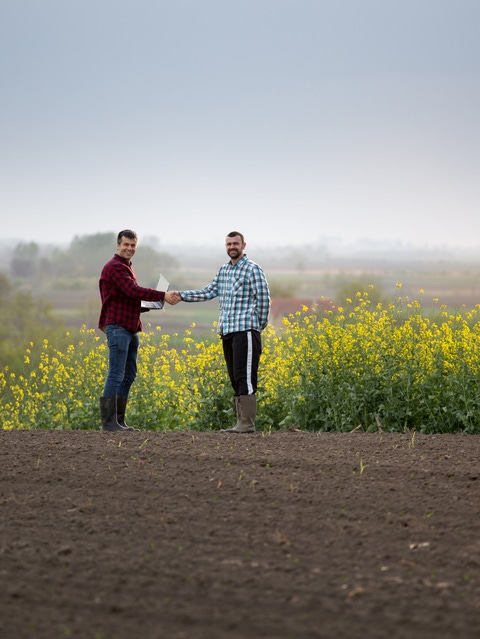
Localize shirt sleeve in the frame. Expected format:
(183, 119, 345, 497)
(108, 262, 165, 301)
(180, 274, 219, 302)
(251, 265, 270, 330)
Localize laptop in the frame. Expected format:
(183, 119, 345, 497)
(141, 274, 170, 310)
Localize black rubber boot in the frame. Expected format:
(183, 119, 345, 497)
(99, 396, 124, 432)
(116, 396, 140, 432)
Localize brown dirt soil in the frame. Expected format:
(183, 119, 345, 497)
(1, 430, 480, 639)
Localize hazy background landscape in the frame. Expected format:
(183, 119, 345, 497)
(1, 233, 480, 342)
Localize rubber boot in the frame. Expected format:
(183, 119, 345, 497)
(222, 394, 256, 433)
(220, 396, 241, 432)
(116, 396, 139, 431)
(234, 396, 240, 426)
(99, 396, 124, 432)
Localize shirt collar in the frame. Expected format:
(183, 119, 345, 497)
(113, 253, 132, 267)
(229, 253, 247, 267)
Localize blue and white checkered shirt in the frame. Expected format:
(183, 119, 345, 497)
(180, 254, 270, 336)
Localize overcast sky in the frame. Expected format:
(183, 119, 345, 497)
(1, 0, 479, 250)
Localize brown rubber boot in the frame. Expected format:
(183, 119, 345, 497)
(221, 395, 256, 433)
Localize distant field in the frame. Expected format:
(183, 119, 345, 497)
(34, 263, 480, 334)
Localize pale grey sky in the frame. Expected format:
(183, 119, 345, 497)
(1, 0, 479, 249)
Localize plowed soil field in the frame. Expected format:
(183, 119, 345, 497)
(1, 430, 479, 639)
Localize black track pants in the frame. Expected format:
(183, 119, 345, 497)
(222, 330, 262, 396)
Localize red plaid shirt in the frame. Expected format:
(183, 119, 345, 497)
(98, 254, 165, 333)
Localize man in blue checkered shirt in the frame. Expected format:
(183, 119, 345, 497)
(176, 231, 270, 433)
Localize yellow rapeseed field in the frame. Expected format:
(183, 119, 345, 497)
(1, 287, 480, 432)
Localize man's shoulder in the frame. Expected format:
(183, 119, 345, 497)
(241, 256, 264, 271)
(101, 255, 128, 278)
(101, 255, 115, 269)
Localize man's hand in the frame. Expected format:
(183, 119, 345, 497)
(165, 291, 182, 305)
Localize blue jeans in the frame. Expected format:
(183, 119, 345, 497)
(103, 325, 139, 398)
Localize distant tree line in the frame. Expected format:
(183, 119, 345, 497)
(9, 233, 179, 287)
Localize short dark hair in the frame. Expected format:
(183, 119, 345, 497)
(117, 229, 138, 244)
(227, 231, 244, 243)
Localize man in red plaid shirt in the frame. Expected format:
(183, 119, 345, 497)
(98, 229, 178, 432)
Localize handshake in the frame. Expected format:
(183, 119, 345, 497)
(164, 291, 182, 306)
